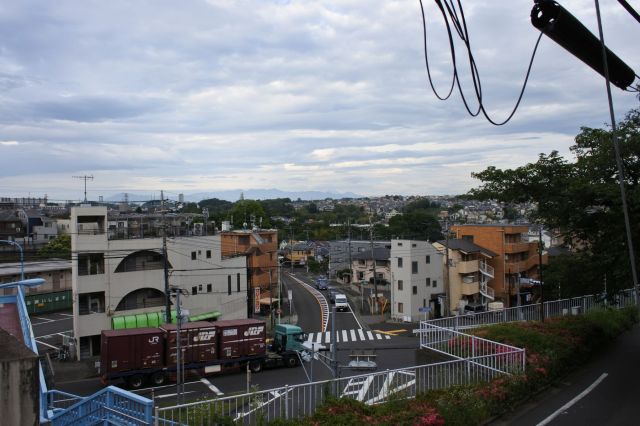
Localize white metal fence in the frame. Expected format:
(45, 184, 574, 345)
(419, 322, 526, 375)
(154, 357, 510, 425)
(423, 289, 637, 331)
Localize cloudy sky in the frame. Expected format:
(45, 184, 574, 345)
(0, 0, 638, 202)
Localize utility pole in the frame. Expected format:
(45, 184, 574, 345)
(538, 224, 545, 322)
(289, 225, 294, 274)
(347, 219, 352, 283)
(369, 216, 377, 314)
(72, 175, 94, 203)
(444, 219, 451, 317)
(173, 287, 184, 405)
(161, 190, 171, 324)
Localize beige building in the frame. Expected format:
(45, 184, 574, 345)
(71, 206, 248, 359)
(0, 260, 72, 296)
(433, 239, 496, 314)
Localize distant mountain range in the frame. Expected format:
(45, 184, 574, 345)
(103, 189, 361, 203)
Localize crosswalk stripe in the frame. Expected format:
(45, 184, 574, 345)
(307, 329, 395, 344)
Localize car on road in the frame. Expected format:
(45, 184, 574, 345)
(327, 287, 339, 303)
(334, 294, 349, 312)
(315, 277, 328, 290)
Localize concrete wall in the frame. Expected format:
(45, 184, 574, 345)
(0, 329, 39, 426)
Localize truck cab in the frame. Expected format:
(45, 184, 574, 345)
(272, 324, 308, 353)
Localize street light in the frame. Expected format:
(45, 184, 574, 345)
(0, 278, 45, 290)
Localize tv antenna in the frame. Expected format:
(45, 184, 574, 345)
(73, 175, 94, 202)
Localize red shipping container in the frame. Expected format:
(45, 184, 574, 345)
(100, 328, 164, 375)
(161, 321, 217, 366)
(216, 319, 266, 360)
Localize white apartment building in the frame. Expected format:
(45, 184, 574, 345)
(71, 206, 247, 359)
(390, 239, 444, 322)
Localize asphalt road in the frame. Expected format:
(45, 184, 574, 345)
(30, 311, 73, 354)
(492, 324, 640, 426)
(51, 271, 430, 404)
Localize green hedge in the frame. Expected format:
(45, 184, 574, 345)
(278, 307, 637, 426)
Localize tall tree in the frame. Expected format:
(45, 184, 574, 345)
(469, 107, 640, 295)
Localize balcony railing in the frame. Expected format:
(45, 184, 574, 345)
(479, 262, 494, 278)
(504, 242, 531, 253)
(461, 281, 479, 295)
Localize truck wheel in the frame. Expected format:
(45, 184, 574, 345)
(249, 361, 262, 373)
(285, 355, 298, 368)
(128, 375, 145, 390)
(150, 371, 166, 386)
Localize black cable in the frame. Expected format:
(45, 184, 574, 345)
(419, 0, 544, 126)
(618, 0, 640, 25)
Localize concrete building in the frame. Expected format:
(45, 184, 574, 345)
(71, 206, 247, 359)
(450, 224, 541, 307)
(351, 246, 391, 285)
(433, 239, 497, 314)
(0, 260, 72, 296)
(328, 240, 389, 281)
(390, 240, 444, 321)
(220, 229, 278, 316)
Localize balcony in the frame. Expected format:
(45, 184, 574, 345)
(460, 281, 479, 295)
(504, 242, 531, 254)
(457, 260, 479, 274)
(479, 262, 494, 278)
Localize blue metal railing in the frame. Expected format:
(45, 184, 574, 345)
(49, 386, 153, 426)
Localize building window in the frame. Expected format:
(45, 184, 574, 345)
(397, 280, 403, 291)
(412, 285, 417, 295)
(426, 255, 430, 264)
(192, 286, 198, 295)
(426, 277, 431, 287)
(198, 284, 203, 292)
(237, 273, 241, 292)
(207, 283, 212, 293)
(398, 302, 404, 313)
(206, 250, 211, 259)
(433, 280, 437, 288)
(412, 261, 418, 274)
(228, 275, 232, 295)
(397, 242, 403, 247)
(78, 253, 105, 276)
(358, 259, 365, 265)
(412, 243, 417, 248)
(78, 292, 105, 315)
(191, 251, 197, 260)
(397, 258, 403, 268)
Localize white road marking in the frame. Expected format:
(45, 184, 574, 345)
(33, 317, 54, 323)
(366, 331, 374, 340)
(358, 329, 366, 341)
(375, 333, 382, 340)
(324, 331, 330, 342)
(385, 335, 391, 340)
(36, 330, 73, 339)
(315, 333, 322, 344)
(59, 313, 74, 317)
(154, 391, 196, 400)
(342, 330, 348, 342)
(36, 340, 60, 350)
(31, 316, 73, 326)
(200, 378, 224, 395)
(350, 330, 357, 341)
(536, 373, 608, 426)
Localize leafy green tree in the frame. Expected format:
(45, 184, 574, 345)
(230, 199, 268, 229)
(38, 235, 71, 259)
(469, 107, 640, 295)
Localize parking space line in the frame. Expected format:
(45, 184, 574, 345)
(200, 378, 224, 395)
(36, 340, 60, 350)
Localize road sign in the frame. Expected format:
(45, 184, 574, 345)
(418, 307, 431, 313)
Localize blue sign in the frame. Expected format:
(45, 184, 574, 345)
(418, 307, 431, 313)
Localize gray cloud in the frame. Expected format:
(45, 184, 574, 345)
(0, 0, 638, 199)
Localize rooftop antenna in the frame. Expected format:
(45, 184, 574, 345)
(73, 175, 94, 202)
